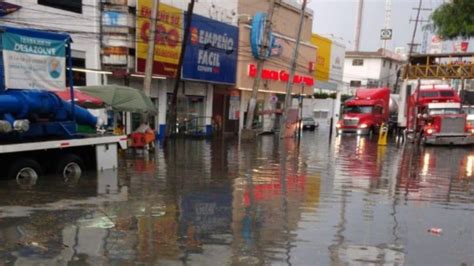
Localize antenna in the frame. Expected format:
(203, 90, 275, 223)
(382, 0, 392, 53)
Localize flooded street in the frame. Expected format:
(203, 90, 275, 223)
(0, 131, 473, 265)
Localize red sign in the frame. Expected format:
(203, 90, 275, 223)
(247, 64, 314, 86)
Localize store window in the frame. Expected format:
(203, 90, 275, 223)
(38, 0, 82, 14)
(173, 95, 206, 134)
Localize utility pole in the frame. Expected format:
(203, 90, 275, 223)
(279, 0, 307, 139)
(143, 0, 159, 121)
(241, 0, 278, 139)
(354, 0, 364, 51)
(408, 0, 431, 56)
(167, 0, 195, 137)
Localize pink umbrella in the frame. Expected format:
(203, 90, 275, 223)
(54, 90, 104, 109)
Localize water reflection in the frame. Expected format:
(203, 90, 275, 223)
(0, 133, 472, 265)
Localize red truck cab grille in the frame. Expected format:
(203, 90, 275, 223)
(343, 119, 359, 126)
(440, 117, 465, 133)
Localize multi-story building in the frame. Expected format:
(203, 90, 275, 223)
(2, 0, 103, 86)
(343, 49, 405, 95)
(2, 0, 316, 137)
(235, 0, 317, 133)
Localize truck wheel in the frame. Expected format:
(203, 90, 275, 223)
(8, 158, 42, 186)
(56, 154, 84, 183)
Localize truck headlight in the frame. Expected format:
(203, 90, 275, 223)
(470, 129, 474, 134)
(358, 123, 368, 129)
(426, 128, 434, 135)
(336, 123, 341, 128)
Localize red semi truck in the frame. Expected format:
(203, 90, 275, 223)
(407, 85, 474, 145)
(336, 88, 391, 135)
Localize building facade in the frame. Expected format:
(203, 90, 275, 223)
(3, 0, 102, 86)
(102, 0, 239, 138)
(343, 49, 405, 95)
(236, 0, 317, 133)
(2, 0, 317, 138)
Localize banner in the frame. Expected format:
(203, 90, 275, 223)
(2, 32, 66, 90)
(136, 0, 183, 77)
(330, 41, 345, 84)
(182, 14, 238, 84)
(310, 34, 345, 91)
(430, 35, 443, 54)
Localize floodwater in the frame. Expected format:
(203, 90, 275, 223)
(0, 131, 473, 265)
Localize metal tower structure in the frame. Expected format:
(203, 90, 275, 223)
(353, 0, 364, 51)
(382, 0, 392, 52)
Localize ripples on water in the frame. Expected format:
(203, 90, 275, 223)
(0, 131, 473, 265)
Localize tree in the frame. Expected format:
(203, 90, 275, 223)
(431, 0, 474, 40)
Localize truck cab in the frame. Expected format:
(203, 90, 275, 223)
(462, 106, 474, 133)
(336, 88, 390, 135)
(410, 88, 474, 145)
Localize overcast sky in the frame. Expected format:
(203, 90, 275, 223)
(307, 0, 447, 52)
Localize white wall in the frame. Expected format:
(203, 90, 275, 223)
(5, 0, 101, 85)
(343, 57, 401, 94)
(343, 57, 382, 86)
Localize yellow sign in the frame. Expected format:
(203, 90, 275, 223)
(310, 34, 332, 82)
(136, 0, 183, 77)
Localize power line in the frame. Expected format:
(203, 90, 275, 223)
(408, 0, 432, 56)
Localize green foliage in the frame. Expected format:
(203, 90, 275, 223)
(431, 0, 474, 40)
(313, 92, 333, 99)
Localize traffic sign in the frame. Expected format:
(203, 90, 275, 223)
(270, 94, 278, 103)
(380, 29, 392, 40)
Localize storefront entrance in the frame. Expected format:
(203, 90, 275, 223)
(168, 94, 207, 136)
(212, 87, 239, 135)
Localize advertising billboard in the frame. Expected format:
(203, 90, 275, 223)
(182, 14, 238, 84)
(330, 41, 345, 84)
(310, 34, 345, 91)
(136, 0, 183, 77)
(2, 29, 68, 90)
(311, 34, 331, 83)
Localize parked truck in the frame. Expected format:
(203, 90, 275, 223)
(407, 85, 474, 145)
(336, 88, 391, 135)
(0, 27, 126, 184)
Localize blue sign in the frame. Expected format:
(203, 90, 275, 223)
(2, 28, 70, 90)
(182, 14, 238, 85)
(250, 12, 281, 59)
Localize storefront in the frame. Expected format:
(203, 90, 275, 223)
(235, 13, 317, 133)
(180, 14, 239, 136)
(212, 86, 240, 134)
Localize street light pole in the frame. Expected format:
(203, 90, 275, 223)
(279, 0, 307, 139)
